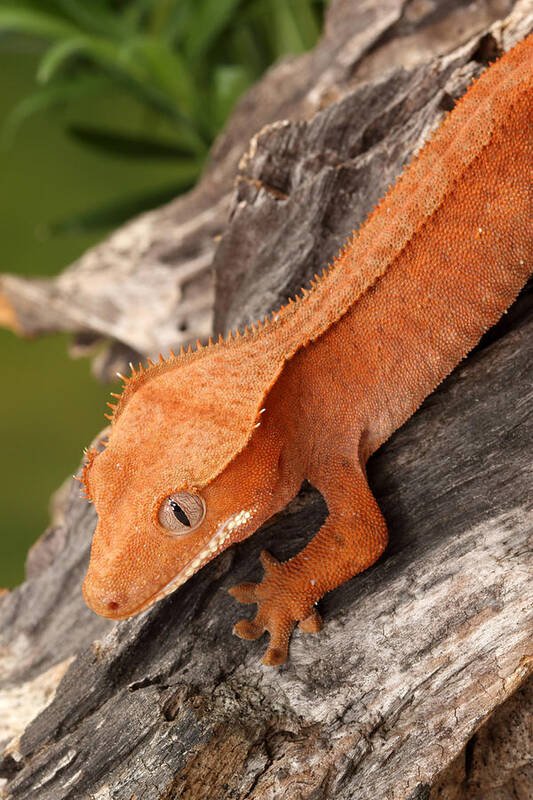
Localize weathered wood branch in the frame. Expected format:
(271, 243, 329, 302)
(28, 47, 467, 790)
(0, 1, 532, 798)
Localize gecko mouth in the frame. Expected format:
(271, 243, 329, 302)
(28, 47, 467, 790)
(123, 509, 254, 618)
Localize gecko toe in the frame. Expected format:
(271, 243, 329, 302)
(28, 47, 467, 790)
(228, 582, 258, 603)
(260, 550, 280, 571)
(299, 608, 323, 633)
(262, 621, 292, 665)
(262, 646, 287, 667)
(233, 618, 264, 640)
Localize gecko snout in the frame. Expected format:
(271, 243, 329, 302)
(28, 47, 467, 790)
(82, 575, 127, 619)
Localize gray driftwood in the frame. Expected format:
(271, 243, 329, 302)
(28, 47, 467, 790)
(1, 1, 532, 799)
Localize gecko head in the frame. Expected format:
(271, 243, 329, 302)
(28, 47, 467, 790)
(81, 350, 286, 620)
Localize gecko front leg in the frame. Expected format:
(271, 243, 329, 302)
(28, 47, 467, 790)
(230, 457, 388, 665)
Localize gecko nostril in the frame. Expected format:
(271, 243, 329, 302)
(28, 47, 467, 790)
(106, 600, 120, 612)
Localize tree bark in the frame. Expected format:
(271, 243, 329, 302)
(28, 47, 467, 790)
(0, 1, 532, 798)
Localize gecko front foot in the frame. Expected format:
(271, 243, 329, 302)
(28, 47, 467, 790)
(229, 550, 322, 666)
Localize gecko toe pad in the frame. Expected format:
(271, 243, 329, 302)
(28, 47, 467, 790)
(229, 550, 319, 666)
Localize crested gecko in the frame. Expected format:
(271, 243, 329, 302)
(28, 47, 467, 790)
(81, 35, 533, 666)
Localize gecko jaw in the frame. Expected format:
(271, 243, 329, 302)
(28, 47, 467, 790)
(130, 509, 254, 616)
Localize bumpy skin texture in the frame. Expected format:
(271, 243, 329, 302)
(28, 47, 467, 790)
(82, 36, 533, 666)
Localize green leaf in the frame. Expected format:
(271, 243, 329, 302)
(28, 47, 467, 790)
(146, 0, 182, 36)
(123, 37, 198, 118)
(1, 76, 109, 145)
(49, 0, 129, 38)
(49, 175, 201, 234)
(161, 0, 195, 46)
(183, 0, 243, 60)
(121, 0, 162, 31)
(243, 0, 323, 59)
(36, 37, 91, 84)
(33, 32, 206, 149)
(35, 35, 148, 86)
(287, 0, 321, 50)
(0, 6, 79, 40)
(67, 124, 200, 159)
(87, 65, 208, 155)
(212, 64, 252, 130)
(225, 24, 267, 78)
(270, 0, 309, 56)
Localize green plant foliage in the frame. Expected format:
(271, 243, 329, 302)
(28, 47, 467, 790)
(67, 124, 199, 158)
(50, 174, 199, 232)
(0, 0, 327, 231)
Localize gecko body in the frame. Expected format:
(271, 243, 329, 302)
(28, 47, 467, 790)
(82, 35, 533, 665)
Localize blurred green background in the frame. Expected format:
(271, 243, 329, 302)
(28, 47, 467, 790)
(0, 0, 326, 588)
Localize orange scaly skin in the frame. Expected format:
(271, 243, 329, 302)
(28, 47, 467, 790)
(82, 36, 533, 666)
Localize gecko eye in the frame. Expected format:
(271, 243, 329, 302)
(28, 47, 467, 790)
(158, 492, 206, 534)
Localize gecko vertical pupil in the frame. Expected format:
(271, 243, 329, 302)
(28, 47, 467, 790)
(158, 491, 206, 534)
(170, 500, 191, 527)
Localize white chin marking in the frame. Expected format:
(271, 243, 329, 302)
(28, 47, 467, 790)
(136, 509, 254, 614)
